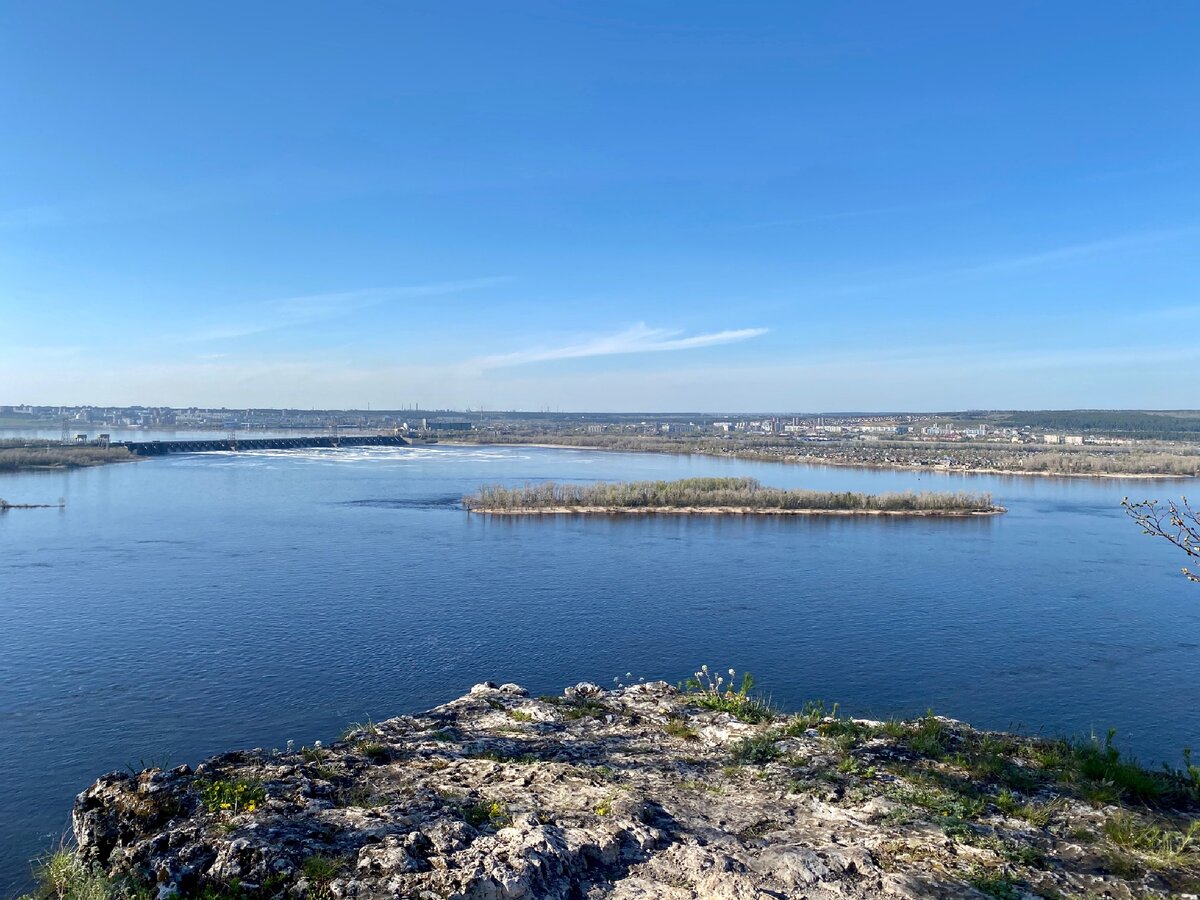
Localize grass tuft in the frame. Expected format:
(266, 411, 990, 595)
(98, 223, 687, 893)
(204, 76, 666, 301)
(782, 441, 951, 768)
(1103, 812, 1200, 870)
(664, 716, 699, 741)
(731, 733, 781, 765)
(683, 666, 774, 723)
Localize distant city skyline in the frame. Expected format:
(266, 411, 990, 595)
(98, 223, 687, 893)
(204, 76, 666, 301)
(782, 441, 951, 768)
(3, 3, 1199, 410)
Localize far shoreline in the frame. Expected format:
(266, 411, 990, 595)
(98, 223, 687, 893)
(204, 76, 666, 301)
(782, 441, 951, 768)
(442, 440, 1194, 480)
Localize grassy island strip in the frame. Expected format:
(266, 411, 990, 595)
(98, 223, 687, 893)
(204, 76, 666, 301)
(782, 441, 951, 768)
(464, 476, 1003, 516)
(0, 441, 134, 473)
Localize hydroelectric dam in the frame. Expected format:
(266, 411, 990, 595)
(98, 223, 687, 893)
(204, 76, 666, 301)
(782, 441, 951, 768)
(117, 434, 411, 456)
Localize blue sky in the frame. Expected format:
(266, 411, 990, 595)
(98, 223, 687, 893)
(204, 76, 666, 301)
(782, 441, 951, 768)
(2, 2, 1198, 411)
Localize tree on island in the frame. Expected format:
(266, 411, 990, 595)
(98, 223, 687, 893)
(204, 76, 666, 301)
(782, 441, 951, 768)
(1124, 496, 1200, 583)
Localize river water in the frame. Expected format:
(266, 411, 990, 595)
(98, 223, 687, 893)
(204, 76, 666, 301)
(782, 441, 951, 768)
(1, 443, 1197, 892)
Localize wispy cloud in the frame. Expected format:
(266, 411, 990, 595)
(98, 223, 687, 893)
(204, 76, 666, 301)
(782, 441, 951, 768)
(821, 225, 1199, 298)
(729, 199, 970, 232)
(186, 277, 507, 342)
(957, 226, 1200, 276)
(474, 323, 768, 368)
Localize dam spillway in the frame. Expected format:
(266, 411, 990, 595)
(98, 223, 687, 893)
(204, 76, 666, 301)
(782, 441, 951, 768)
(117, 434, 411, 456)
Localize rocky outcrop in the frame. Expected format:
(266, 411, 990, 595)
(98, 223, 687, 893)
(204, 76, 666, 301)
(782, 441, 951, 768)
(73, 681, 1199, 899)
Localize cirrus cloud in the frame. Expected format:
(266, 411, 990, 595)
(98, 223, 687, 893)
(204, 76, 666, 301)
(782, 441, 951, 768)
(473, 322, 768, 369)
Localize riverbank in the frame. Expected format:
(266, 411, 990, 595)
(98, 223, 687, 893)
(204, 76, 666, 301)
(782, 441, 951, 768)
(60, 680, 1200, 899)
(448, 438, 1199, 480)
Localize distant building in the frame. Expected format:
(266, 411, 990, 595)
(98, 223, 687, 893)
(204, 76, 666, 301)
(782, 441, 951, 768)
(1044, 434, 1061, 444)
(1064, 435, 1084, 445)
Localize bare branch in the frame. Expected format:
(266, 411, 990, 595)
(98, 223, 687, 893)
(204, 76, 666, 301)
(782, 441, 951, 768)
(1123, 496, 1200, 582)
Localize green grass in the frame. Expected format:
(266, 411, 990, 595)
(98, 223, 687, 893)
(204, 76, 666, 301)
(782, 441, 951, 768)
(340, 717, 379, 740)
(688, 691, 774, 723)
(817, 717, 871, 750)
(731, 733, 781, 765)
(301, 855, 344, 882)
(355, 741, 390, 764)
(198, 778, 265, 816)
(461, 799, 512, 828)
(507, 709, 534, 722)
(1022, 730, 1196, 806)
(561, 698, 609, 720)
(904, 711, 950, 758)
(22, 848, 151, 900)
(300, 855, 343, 899)
(664, 716, 699, 741)
(888, 770, 986, 828)
(992, 787, 1020, 816)
(779, 700, 836, 734)
(1017, 796, 1068, 828)
(1103, 812, 1200, 870)
(683, 669, 774, 724)
(1074, 731, 1172, 803)
(965, 867, 1022, 899)
(836, 755, 875, 778)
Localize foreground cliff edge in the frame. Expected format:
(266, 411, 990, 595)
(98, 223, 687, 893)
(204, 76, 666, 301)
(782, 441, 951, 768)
(61, 681, 1199, 900)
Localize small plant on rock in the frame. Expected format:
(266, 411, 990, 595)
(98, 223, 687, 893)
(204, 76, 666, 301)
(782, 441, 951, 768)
(461, 799, 512, 828)
(198, 778, 265, 816)
(906, 711, 949, 758)
(26, 846, 134, 900)
(356, 741, 390, 764)
(683, 665, 773, 724)
(731, 733, 781, 765)
(301, 855, 344, 900)
(340, 717, 379, 740)
(1104, 812, 1200, 870)
(664, 716, 699, 741)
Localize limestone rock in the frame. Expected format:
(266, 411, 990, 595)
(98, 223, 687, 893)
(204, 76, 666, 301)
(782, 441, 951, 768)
(70, 682, 1198, 899)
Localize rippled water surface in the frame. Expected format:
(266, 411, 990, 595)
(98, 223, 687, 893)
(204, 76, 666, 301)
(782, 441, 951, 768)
(2, 444, 1198, 891)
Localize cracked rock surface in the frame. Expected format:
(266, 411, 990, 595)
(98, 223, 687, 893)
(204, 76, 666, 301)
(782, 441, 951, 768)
(73, 681, 1199, 898)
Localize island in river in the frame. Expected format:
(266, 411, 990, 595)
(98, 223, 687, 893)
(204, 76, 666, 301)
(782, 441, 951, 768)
(0, 440, 133, 473)
(464, 477, 1005, 516)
